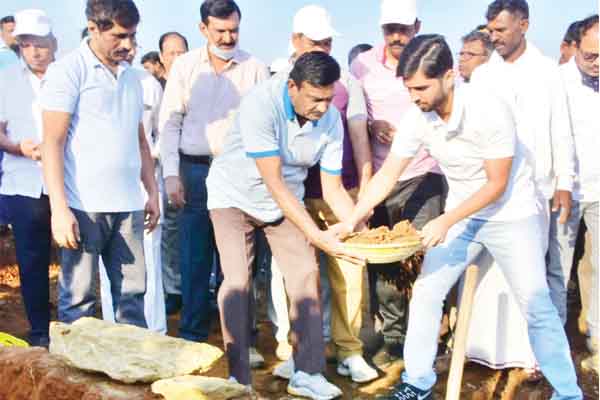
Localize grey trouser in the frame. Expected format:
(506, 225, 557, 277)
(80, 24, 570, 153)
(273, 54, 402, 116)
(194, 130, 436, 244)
(58, 209, 147, 328)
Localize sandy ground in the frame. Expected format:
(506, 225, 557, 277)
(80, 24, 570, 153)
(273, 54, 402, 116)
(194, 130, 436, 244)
(0, 232, 598, 399)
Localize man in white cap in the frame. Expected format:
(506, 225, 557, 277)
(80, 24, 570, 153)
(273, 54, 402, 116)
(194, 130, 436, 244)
(350, 0, 446, 368)
(0, 9, 56, 347)
(270, 4, 377, 384)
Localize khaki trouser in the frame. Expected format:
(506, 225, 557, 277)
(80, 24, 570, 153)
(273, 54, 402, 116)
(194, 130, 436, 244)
(305, 188, 364, 360)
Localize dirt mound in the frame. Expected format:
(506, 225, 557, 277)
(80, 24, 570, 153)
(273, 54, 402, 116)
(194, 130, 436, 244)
(344, 220, 420, 244)
(0, 346, 161, 400)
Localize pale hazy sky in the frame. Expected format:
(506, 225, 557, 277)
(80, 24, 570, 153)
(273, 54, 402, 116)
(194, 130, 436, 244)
(2, 1, 598, 67)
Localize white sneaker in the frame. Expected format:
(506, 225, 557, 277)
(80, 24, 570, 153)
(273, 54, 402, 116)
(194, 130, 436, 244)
(336, 354, 378, 383)
(273, 356, 294, 379)
(287, 371, 343, 400)
(249, 346, 265, 368)
(227, 376, 252, 393)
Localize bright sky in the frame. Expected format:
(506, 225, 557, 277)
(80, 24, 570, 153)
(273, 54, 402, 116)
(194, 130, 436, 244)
(2, 0, 598, 67)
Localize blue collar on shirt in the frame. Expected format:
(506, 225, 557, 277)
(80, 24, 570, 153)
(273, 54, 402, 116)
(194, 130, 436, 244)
(282, 84, 319, 127)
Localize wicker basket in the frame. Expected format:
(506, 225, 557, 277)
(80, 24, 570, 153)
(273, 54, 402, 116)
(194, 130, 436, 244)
(343, 238, 423, 264)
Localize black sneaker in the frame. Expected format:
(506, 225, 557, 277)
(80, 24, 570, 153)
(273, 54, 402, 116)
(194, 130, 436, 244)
(379, 382, 432, 400)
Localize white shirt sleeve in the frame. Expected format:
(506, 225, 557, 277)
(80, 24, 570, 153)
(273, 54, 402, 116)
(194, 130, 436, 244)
(390, 104, 425, 159)
(474, 89, 516, 160)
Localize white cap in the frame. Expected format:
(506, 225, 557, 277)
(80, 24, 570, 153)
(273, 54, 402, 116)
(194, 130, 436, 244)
(292, 5, 340, 41)
(270, 58, 290, 74)
(379, 0, 418, 26)
(13, 9, 52, 37)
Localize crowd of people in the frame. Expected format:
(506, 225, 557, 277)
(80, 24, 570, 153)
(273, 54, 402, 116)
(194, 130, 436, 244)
(0, 0, 597, 399)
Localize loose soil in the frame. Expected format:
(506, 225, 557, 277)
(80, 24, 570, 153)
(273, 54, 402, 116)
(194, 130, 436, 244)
(344, 221, 420, 245)
(0, 231, 598, 399)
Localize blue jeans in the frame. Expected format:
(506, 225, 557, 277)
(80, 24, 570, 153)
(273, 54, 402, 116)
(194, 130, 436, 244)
(59, 210, 147, 327)
(548, 201, 598, 339)
(402, 216, 582, 400)
(3, 194, 51, 341)
(178, 159, 214, 341)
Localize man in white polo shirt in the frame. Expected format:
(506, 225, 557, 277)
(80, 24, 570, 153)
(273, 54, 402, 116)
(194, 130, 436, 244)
(346, 35, 581, 400)
(551, 14, 599, 373)
(40, 0, 159, 327)
(0, 9, 56, 347)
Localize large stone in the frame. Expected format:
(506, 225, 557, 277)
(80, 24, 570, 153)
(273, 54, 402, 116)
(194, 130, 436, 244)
(0, 346, 160, 400)
(50, 317, 223, 383)
(151, 375, 247, 400)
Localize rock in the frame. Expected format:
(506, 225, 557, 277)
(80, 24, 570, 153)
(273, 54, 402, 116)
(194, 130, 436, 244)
(151, 375, 247, 400)
(50, 317, 223, 383)
(0, 346, 160, 400)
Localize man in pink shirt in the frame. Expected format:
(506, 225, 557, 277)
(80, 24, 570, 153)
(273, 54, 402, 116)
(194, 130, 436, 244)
(350, 0, 446, 368)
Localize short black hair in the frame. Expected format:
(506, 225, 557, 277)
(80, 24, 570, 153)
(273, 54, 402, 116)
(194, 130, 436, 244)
(576, 14, 599, 46)
(348, 43, 373, 67)
(0, 15, 15, 27)
(141, 51, 161, 65)
(85, 0, 140, 32)
(562, 20, 582, 44)
(476, 23, 489, 31)
(486, 0, 529, 21)
(397, 34, 453, 80)
(200, 0, 241, 25)
(158, 31, 189, 53)
(81, 27, 89, 39)
(462, 30, 494, 54)
(289, 51, 341, 88)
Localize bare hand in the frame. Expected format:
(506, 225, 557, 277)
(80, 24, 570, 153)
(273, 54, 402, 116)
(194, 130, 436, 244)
(165, 176, 185, 209)
(420, 215, 451, 248)
(315, 229, 366, 266)
(144, 192, 160, 232)
(51, 207, 80, 249)
(20, 139, 41, 161)
(552, 190, 572, 224)
(369, 120, 396, 145)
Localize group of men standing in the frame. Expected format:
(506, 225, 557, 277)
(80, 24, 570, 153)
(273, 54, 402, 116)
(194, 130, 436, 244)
(0, 0, 597, 399)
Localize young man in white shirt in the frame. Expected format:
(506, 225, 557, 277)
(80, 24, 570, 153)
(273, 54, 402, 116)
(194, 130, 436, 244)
(0, 9, 56, 348)
(344, 35, 582, 400)
(550, 14, 599, 373)
(41, 0, 159, 328)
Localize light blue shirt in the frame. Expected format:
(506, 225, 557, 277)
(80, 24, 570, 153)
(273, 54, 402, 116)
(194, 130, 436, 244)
(207, 76, 344, 222)
(0, 44, 18, 70)
(40, 39, 144, 212)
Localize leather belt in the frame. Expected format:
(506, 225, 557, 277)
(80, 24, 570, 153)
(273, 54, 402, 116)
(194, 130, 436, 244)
(179, 152, 211, 165)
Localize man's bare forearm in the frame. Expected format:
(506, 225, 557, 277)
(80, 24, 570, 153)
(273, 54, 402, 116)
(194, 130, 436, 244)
(348, 118, 373, 192)
(41, 111, 71, 211)
(322, 172, 355, 223)
(139, 125, 158, 196)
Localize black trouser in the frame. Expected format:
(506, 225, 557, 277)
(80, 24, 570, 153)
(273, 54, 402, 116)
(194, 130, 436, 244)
(3, 194, 52, 342)
(368, 173, 447, 345)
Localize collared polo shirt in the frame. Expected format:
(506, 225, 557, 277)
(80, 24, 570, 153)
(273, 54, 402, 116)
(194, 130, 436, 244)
(159, 45, 269, 178)
(40, 39, 144, 212)
(207, 76, 344, 222)
(351, 44, 440, 180)
(560, 58, 600, 202)
(390, 83, 537, 222)
(0, 61, 44, 198)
